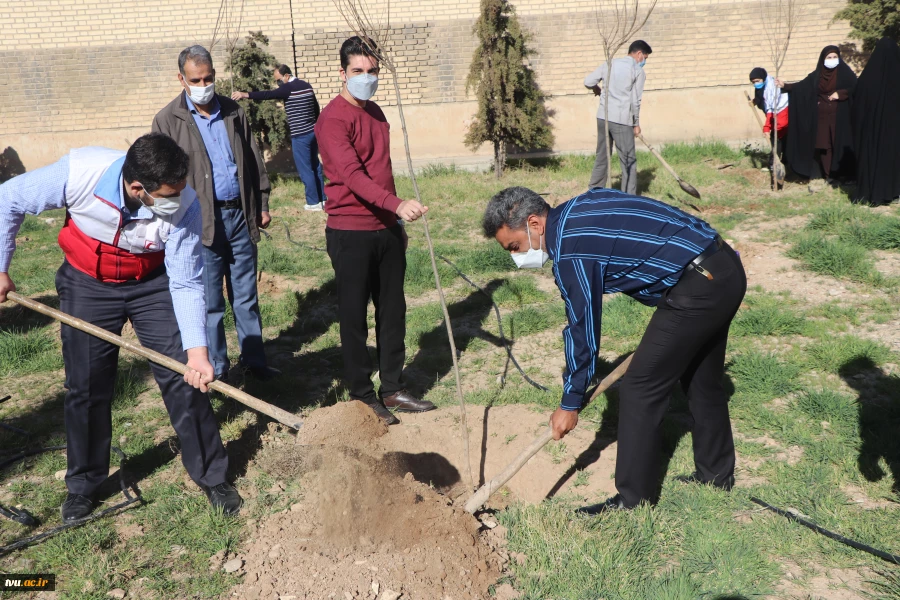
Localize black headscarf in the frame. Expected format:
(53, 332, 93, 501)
(852, 37, 900, 204)
(785, 45, 858, 179)
(749, 67, 768, 110)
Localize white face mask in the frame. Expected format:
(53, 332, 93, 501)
(823, 58, 839, 69)
(187, 82, 215, 105)
(139, 185, 182, 217)
(511, 224, 549, 269)
(346, 73, 379, 101)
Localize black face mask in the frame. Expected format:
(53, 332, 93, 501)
(275, 80, 284, 87)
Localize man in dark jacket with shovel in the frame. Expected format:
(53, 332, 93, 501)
(482, 186, 746, 511)
(0, 134, 241, 522)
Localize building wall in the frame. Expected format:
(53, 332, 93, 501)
(0, 0, 853, 170)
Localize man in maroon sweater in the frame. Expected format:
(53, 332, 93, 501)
(315, 36, 434, 425)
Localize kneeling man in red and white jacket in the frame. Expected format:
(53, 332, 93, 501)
(0, 133, 241, 522)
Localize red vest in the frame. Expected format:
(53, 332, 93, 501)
(58, 216, 165, 283)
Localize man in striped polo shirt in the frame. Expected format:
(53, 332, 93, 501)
(233, 64, 326, 211)
(483, 187, 747, 511)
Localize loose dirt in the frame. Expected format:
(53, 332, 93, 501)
(228, 400, 621, 599)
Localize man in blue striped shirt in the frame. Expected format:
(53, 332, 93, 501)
(233, 64, 326, 211)
(483, 186, 747, 510)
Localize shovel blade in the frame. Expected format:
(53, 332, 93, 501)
(679, 180, 702, 200)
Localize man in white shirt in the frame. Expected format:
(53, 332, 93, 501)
(0, 134, 241, 522)
(584, 40, 652, 194)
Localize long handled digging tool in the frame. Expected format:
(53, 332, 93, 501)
(637, 134, 702, 202)
(744, 91, 770, 146)
(464, 353, 633, 514)
(743, 92, 785, 185)
(6, 292, 303, 430)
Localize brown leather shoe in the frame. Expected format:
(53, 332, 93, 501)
(381, 390, 436, 413)
(359, 400, 400, 425)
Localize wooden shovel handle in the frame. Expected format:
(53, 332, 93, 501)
(7, 291, 303, 430)
(464, 353, 634, 514)
(637, 134, 683, 182)
(744, 92, 773, 151)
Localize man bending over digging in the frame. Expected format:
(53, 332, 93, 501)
(482, 186, 747, 511)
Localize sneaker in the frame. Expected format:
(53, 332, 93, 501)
(304, 202, 324, 212)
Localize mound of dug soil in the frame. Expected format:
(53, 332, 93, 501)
(231, 401, 508, 600)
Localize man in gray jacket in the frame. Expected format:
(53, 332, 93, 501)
(153, 45, 280, 383)
(584, 40, 652, 194)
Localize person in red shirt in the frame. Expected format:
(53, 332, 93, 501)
(315, 36, 433, 425)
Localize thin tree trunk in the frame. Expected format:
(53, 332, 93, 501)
(494, 140, 506, 179)
(389, 76, 474, 490)
(772, 71, 783, 191)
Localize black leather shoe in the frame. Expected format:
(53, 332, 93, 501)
(576, 493, 631, 515)
(381, 390, 435, 413)
(246, 365, 281, 381)
(61, 493, 95, 523)
(363, 400, 400, 425)
(204, 483, 243, 516)
(675, 472, 735, 491)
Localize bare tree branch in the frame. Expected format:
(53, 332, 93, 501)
(594, 0, 657, 188)
(759, 0, 805, 190)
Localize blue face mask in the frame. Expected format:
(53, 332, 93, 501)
(346, 73, 379, 101)
(638, 60, 646, 68)
(754, 81, 765, 89)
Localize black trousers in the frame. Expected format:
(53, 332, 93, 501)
(616, 244, 747, 507)
(325, 226, 407, 403)
(56, 261, 229, 497)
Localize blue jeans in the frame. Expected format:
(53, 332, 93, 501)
(203, 205, 267, 375)
(291, 131, 326, 206)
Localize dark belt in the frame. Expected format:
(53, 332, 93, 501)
(215, 199, 242, 210)
(686, 235, 725, 280)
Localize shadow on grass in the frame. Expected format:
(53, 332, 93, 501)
(405, 280, 506, 399)
(548, 356, 737, 504)
(840, 356, 900, 497)
(0, 294, 59, 333)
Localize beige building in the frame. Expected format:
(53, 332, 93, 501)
(0, 0, 854, 171)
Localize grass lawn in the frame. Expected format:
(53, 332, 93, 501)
(1, 144, 899, 599)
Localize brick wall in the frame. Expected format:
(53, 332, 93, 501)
(292, 0, 852, 107)
(0, 0, 855, 168)
(0, 0, 295, 137)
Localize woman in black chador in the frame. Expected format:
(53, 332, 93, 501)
(777, 45, 857, 190)
(851, 37, 900, 205)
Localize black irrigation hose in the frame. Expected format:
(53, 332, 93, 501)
(268, 220, 549, 391)
(0, 428, 143, 554)
(750, 496, 900, 565)
(436, 255, 548, 392)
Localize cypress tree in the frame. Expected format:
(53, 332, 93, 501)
(465, 0, 554, 178)
(228, 31, 291, 153)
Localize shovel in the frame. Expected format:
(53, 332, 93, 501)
(6, 292, 303, 430)
(637, 134, 702, 201)
(743, 92, 786, 185)
(464, 353, 633, 514)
